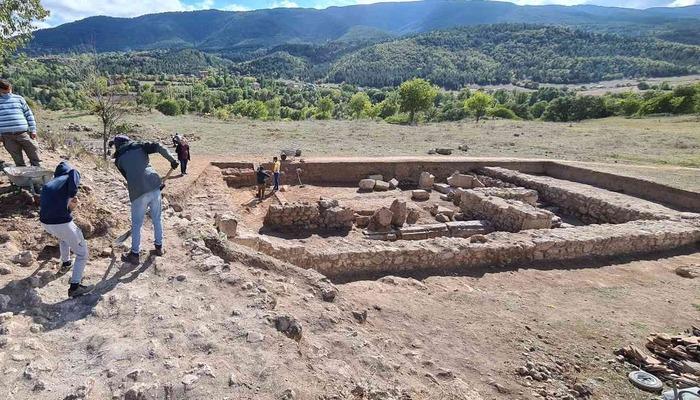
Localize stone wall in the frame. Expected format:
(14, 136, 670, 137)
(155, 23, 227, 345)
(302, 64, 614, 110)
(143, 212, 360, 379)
(211, 158, 700, 213)
(236, 219, 700, 280)
(263, 199, 354, 231)
(479, 167, 691, 224)
(470, 187, 538, 206)
(459, 190, 554, 232)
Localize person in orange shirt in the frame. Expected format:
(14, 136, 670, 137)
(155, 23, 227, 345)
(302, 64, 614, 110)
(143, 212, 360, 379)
(272, 156, 281, 191)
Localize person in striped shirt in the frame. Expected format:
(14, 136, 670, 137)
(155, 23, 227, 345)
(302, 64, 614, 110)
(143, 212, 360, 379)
(0, 79, 41, 167)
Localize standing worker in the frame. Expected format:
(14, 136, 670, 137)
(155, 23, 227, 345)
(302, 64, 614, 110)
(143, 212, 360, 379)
(0, 78, 41, 167)
(175, 136, 191, 176)
(39, 161, 92, 297)
(110, 135, 178, 265)
(272, 156, 281, 191)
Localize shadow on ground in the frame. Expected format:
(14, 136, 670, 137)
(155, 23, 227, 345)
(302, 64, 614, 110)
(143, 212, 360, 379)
(0, 254, 155, 331)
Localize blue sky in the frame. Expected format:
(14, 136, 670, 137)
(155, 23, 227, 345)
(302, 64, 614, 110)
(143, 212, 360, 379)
(38, 0, 699, 27)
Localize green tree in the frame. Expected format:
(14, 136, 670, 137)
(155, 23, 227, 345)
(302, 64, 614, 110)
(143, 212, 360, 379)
(0, 0, 49, 65)
(464, 91, 494, 122)
(399, 78, 437, 125)
(84, 73, 129, 159)
(348, 92, 371, 118)
(315, 96, 334, 120)
(138, 88, 158, 111)
(265, 97, 281, 120)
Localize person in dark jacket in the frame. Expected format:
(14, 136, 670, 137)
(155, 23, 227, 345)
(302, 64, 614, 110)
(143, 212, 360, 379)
(110, 135, 178, 265)
(256, 165, 270, 201)
(175, 137, 191, 175)
(39, 161, 92, 297)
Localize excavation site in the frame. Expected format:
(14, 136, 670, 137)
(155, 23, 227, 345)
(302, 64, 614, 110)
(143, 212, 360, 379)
(209, 158, 700, 281)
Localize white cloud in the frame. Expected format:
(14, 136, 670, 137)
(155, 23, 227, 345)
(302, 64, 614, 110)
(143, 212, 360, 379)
(220, 3, 251, 11)
(668, 0, 698, 5)
(269, 0, 300, 8)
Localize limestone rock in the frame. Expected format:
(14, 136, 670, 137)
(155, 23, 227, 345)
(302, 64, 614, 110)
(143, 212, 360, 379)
(355, 215, 370, 228)
(358, 179, 376, 191)
(418, 172, 435, 190)
(406, 207, 420, 225)
(412, 190, 430, 201)
(374, 180, 391, 191)
(11, 251, 33, 267)
(368, 207, 393, 232)
(215, 214, 238, 238)
(389, 199, 408, 227)
(447, 172, 484, 189)
(318, 197, 339, 209)
(388, 178, 399, 189)
(433, 183, 451, 194)
(435, 213, 450, 223)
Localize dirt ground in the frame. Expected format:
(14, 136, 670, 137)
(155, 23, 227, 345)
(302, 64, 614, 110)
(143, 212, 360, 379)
(0, 113, 698, 399)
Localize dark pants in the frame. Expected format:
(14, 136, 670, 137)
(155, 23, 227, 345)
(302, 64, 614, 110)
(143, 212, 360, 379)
(273, 172, 280, 191)
(257, 183, 266, 200)
(180, 159, 188, 175)
(2, 132, 41, 167)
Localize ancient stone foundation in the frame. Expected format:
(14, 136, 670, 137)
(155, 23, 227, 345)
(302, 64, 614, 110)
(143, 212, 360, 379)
(263, 199, 354, 231)
(212, 158, 700, 280)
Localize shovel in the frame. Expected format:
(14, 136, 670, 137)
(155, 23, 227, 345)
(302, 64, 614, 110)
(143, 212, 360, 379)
(113, 167, 177, 247)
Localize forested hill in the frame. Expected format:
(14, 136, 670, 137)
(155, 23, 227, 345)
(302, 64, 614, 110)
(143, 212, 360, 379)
(325, 25, 700, 88)
(28, 1, 700, 53)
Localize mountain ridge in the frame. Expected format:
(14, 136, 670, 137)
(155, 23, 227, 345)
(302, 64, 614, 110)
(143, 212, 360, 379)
(29, 1, 700, 53)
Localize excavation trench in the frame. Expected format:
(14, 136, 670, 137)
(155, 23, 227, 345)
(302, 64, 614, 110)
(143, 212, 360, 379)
(202, 158, 700, 282)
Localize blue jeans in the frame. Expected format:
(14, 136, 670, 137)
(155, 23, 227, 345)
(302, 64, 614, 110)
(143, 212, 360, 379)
(180, 159, 188, 174)
(130, 189, 162, 254)
(273, 172, 280, 190)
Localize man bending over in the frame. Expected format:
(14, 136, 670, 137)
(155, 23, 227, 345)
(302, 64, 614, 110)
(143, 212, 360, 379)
(111, 135, 178, 265)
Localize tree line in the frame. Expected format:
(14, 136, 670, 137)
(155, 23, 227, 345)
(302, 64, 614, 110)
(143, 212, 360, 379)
(5, 54, 699, 125)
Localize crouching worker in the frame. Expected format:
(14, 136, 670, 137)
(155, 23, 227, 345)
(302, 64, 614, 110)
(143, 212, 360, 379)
(256, 165, 270, 201)
(111, 135, 178, 264)
(39, 161, 93, 298)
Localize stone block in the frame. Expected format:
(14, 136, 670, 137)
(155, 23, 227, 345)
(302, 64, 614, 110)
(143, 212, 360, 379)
(359, 179, 376, 191)
(447, 172, 484, 189)
(412, 190, 430, 201)
(406, 207, 420, 224)
(397, 223, 448, 240)
(433, 183, 451, 194)
(374, 180, 391, 191)
(418, 172, 435, 190)
(355, 215, 370, 228)
(388, 178, 399, 189)
(390, 199, 408, 227)
(368, 207, 393, 232)
(215, 214, 238, 238)
(445, 220, 491, 238)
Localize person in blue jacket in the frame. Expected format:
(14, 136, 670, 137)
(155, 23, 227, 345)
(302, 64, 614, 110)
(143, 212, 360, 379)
(39, 161, 93, 298)
(110, 135, 178, 265)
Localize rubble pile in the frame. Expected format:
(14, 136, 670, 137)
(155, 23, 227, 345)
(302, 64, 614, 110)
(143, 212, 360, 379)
(615, 327, 700, 387)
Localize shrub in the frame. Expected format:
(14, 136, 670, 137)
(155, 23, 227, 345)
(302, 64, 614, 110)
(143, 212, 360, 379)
(487, 105, 521, 120)
(156, 99, 181, 116)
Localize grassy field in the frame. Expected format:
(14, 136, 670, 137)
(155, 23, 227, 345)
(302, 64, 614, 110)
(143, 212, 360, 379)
(36, 110, 700, 190)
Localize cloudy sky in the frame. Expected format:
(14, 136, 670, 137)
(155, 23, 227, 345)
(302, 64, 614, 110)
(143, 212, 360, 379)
(38, 0, 699, 27)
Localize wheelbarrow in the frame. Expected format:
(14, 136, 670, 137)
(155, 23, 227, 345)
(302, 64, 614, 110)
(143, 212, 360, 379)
(2, 166, 55, 195)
